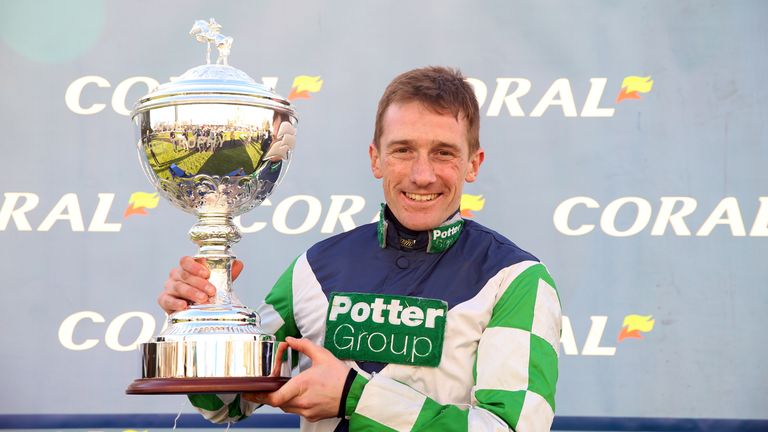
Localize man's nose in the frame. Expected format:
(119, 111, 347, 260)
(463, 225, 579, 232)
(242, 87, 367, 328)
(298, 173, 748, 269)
(410, 154, 437, 185)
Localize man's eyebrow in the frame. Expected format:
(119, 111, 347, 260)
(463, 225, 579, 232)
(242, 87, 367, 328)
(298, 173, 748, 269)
(384, 139, 463, 151)
(386, 139, 414, 148)
(388, 139, 461, 146)
(433, 140, 462, 150)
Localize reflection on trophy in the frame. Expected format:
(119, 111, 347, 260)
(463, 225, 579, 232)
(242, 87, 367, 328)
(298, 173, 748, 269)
(126, 19, 296, 394)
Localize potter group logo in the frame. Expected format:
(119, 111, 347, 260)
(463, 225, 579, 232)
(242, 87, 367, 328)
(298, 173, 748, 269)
(460, 194, 485, 218)
(616, 76, 654, 103)
(123, 192, 160, 218)
(288, 75, 324, 101)
(617, 314, 655, 342)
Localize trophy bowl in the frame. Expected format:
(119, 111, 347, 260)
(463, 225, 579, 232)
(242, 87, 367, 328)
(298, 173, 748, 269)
(126, 19, 297, 394)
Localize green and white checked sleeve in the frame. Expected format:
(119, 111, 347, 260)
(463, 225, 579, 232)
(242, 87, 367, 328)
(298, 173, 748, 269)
(344, 263, 561, 432)
(188, 393, 257, 424)
(188, 258, 301, 424)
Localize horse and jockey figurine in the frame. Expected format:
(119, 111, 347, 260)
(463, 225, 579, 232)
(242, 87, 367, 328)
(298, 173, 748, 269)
(190, 18, 233, 65)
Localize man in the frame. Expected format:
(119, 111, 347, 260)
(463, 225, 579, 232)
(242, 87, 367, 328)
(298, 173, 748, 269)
(159, 66, 562, 431)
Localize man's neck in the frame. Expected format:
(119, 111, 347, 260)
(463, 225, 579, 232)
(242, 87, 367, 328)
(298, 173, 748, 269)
(377, 205, 464, 253)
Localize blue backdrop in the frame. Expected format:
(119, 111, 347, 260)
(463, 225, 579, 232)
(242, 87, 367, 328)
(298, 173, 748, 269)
(0, 1, 765, 430)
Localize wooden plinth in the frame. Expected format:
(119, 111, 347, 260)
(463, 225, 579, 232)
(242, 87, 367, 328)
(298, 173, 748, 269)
(126, 376, 290, 395)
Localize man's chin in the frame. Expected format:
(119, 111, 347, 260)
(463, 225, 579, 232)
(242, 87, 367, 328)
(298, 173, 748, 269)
(389, 200, 451, 230)
(397, 215, 443, 232)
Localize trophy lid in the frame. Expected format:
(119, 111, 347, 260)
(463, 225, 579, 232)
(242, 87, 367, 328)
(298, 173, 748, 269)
(131, 19, 295, 120)
(132, 64, 296, 118)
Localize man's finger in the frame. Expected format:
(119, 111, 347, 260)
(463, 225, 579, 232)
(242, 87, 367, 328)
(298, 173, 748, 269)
(260, 377, 303, 407)
(166, 277, 209, 304)
(180, 256, 209, 278)
(179, 270, 213, 290)
(232, 259, 244, 281)
(158, 279, 189, 313)
(242, 392, 267, 404)
(168, 268, 210, 297)
(158, 292, 188, 314)
(178, 270, 216, 297)
(285, 337, 328, 361)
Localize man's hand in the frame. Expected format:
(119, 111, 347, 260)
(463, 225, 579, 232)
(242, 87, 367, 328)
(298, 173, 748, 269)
(158, 256, 244, 315)
(243, 337, 350, 422)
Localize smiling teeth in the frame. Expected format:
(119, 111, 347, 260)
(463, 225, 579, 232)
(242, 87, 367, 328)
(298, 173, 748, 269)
(405, 193, 438, 201)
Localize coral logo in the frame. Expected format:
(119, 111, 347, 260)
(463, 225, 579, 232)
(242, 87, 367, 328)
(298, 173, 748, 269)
(618, 314, 655, 342)
(468, 75, 656, 118)
(561, 314, 659, 356)
(123, 192, 160, 218)
(552, 196, 768, 237)
(460, 194, 485, 218)
(288, 75, 324, 101)
(65, 74, 323, 116)
(616, 76, 654, 103)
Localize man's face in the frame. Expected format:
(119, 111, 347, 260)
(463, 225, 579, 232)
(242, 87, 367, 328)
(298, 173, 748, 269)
(369, 101, 484, 231)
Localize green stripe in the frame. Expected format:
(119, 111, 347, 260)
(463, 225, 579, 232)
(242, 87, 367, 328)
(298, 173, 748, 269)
(227, 394, 243, 419)
(411, 397, 469, 431)
(488, 263, 552, 331)
(264, 256, 301, 343)
(537, 268, 561, 313)
(528, 333, 559, 411)
(536, 264, 556, 289)
(188, 394, 224, 411)
(474, 389, 526, 429)
(348, 413, 398, 432)
(345, 373, 369, 417)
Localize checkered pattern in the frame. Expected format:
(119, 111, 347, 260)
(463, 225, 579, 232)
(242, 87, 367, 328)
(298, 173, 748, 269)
(346, 262, 561, 431)
(188, 393, 258, 424)
(189, 257, 561, 432)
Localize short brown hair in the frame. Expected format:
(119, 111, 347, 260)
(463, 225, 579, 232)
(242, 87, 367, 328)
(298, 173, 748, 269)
(373, 66, 480, 155)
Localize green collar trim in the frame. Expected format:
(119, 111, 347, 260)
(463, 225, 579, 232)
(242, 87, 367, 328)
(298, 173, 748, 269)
(377, 204, 464, 253)
(426, 217, 464, 253)
(377, 203, 387, 249)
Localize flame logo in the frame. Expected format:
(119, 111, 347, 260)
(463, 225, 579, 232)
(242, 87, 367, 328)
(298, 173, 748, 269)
(288, 75, 324, 100)
(460, 194, 485, 218)
(124, 192, 160, 218)
(618, 314, 655, 342)
(616, 76, 654, 103)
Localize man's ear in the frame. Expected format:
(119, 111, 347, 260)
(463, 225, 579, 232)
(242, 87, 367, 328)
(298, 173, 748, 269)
(369, 143, 383, 179)
(465, 148, 485, 183)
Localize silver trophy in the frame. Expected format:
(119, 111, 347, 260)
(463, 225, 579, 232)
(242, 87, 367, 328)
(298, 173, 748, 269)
(127, 19, 296, 394)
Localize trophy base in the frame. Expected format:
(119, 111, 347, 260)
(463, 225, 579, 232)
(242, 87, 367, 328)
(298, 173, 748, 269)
(128, 329, 293, 396)
(126, 376, 290, 394)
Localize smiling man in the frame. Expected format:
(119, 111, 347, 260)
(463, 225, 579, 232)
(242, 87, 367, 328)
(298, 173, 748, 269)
(159, 67, 562, 431)
(371, 100, 481, 231)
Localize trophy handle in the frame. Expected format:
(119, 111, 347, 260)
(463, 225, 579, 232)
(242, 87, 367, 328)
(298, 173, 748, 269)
(189, 212, 242, 305)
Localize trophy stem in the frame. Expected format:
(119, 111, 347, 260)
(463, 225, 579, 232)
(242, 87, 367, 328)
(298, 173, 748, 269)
(189, 212, 242, 305)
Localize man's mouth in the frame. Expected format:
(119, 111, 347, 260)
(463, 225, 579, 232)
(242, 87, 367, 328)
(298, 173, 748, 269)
(404, 192, 439, 202)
